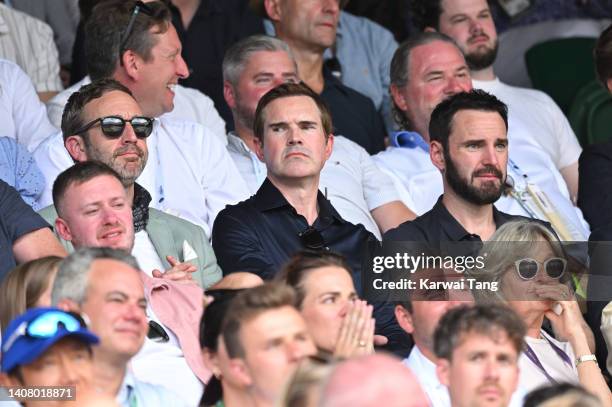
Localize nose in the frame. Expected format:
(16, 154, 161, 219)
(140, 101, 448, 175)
(121, 122, 139, 143)
(469, 17, 483, 35)
(124, 302, 146, 324)
(59, 357, 81, 386)
(484, 359, 501, 380)
(286, 341, 308, 362)
(286, 126, 304, 145)
(482, 144, 501, 166)
(443, 77, 466, 96)
(175, 54, 190, 79)
(101, 206, 120, 224)
(323, 0, 340, 15)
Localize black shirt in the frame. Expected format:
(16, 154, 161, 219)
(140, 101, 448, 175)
(212, 178, 404, 351)
(321, 67, 387, 154)
(0, 181, 50, 281)
(383, 195, 522, 243)
(171, 0, 265, 130)
(212, 178, 375, 282)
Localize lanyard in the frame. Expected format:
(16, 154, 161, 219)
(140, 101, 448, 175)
(524, 334, 573, 384)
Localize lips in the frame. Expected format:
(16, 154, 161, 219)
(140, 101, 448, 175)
(99, 227, 124, 241)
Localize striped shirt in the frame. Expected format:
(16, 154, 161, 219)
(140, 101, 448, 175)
(0, 3, 62, 93)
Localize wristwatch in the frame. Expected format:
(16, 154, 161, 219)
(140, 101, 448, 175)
(575, 354, 597, 367)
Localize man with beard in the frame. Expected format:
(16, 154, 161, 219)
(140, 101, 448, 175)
(374, 32, 588, 241)
(40, 79, 222, 289)
(383, 89, 522, 243)
(412, 0, 582, 202)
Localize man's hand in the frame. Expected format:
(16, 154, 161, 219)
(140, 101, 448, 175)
(152, 255, 198, 286)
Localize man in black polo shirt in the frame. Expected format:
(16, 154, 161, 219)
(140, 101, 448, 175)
(384, 89, 521, 244)
(213, 82, 374, 281)
(260, 0, 387, 154)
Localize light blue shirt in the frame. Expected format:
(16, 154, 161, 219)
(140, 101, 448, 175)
(0, 137, 44, 208)
(116, 370, 190, 407)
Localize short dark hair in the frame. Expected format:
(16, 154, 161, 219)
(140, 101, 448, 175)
(221, 283, 297, 358)
(85, 0, 171, 81)
(524, 383, 601, 407)
(429, 89, 508, 151)
(595, 23, 612, 89)
(253, 82, 333, 142)
(390, 32, 463, 130)
(433, 304, 526, 360)
(52, 161, 124, 218)
(410, 0, 492, 31)
(61, 79, 134, 142)
(277, 251, 352, 308)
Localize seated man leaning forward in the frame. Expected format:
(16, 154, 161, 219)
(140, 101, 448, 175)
(38, 78, 222, 288)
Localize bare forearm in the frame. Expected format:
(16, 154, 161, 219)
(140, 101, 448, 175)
(13, 228, 67, 263)
(371, 201, 416, 234)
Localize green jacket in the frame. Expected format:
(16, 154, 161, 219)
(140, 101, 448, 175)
(39, 205, 222, 289)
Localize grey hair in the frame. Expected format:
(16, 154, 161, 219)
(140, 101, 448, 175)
(51, 247, 140, 306)
(390, 32, 463, 130)
(222, 34, 296, 87)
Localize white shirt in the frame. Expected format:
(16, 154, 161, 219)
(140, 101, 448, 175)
(519, 330, 579, 392)
(227, 133, 401, 239)
(0, 3, 62, 93)
(45, 76, 227, 144)
(117, 370, 189, 407)
(34, 118, 250, 236)
(131, 230, 204, 407)
(473, 78, 582, 171)
(404, 345, 526, 407)
(0, 59, 58, 151)
(373, 132, 589, 239)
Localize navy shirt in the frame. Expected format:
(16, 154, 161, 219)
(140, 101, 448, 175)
(171, 0, 265, 130)
(212, 178, 406, 352)
(321, 67, 387, 154)
(0, 180, 49, 280)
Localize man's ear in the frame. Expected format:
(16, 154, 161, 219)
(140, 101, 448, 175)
(224, 81, 237, 109)
(390, 84, 408, 113)
(436, 358, 451, 387)
(607, 78, 612, 94)
(253, 137, 265, 162)
(264, 0, 281, 22)
(55, 217, 73, 243)
(324, 134, 334, 160)
(121, 50, 140, 81)
(430, 140, 446, 172)
(228, 358, 253, 387)
(394, 304, 416, 334)
(65, 135, 87, 162)
(0, 372, 19, 387)
(56, 298, 80, 313)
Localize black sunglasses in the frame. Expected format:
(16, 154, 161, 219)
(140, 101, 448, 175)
(514, 257, 567, 281)
(74, 116, 154, 139)
(119, 1, 154, 60)
(147, 320, 169, 343)
(298, 226, 329, 251)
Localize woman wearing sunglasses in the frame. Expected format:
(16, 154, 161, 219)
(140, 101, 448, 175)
(472, 220, 611, 406)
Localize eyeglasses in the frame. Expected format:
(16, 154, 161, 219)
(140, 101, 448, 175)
(119, 1, 154, 60)
(2, 311, 86, 354)
(147, 320, 169, 343)
(514, 257, 567, 281)
(74, 116, 154, 139)
(298, 227, 328, 251)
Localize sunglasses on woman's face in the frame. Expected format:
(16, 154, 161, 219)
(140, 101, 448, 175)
(75, 116, 154, 139)
(514, 257, 567, 281)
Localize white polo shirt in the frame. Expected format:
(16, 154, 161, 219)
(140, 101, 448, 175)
(227, 133, 400, 239)
(46, 76, 227, 145)
(34, 118, 250, 237)
(0, 59, 57, 152)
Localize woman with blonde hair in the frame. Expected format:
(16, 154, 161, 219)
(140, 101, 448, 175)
(470, 220, 610, 406)
(0, 256, 62, 331)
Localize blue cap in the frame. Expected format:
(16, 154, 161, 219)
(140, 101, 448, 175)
(1, 307, 99, 373)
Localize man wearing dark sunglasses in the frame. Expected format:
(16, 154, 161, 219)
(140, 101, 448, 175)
(34, 0, 249, 237)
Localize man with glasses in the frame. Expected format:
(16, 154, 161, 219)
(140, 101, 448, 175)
(34, 0, 249, 237)
(0, 308, 102, 405)
(39, 79, 222, 288)
(50, 248, 190, 406)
